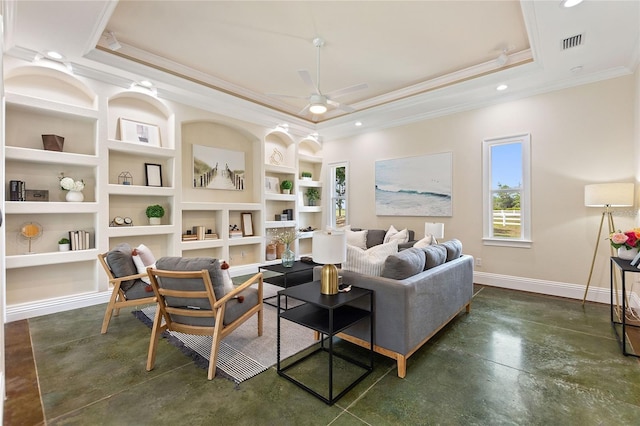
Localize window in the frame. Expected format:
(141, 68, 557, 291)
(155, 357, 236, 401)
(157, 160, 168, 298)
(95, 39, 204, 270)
(482, 133, 531, 247)
(329, 162, 348, 228)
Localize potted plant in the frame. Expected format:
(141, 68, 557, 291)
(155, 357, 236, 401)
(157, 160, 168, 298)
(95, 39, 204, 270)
(280, 180, 293, 195)
(146, 204, 165, 225)
(58, 237, 70, 251)
(306, 187, 320, 206)
(301, 171, 312, 181)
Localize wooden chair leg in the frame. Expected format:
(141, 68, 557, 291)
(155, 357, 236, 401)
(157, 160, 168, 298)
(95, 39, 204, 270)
(397, 356, 407, 378)
(146, 307, 164, 372)
(466, 302, 471, 313)
(257, 306, 263, 337)
(208, 307, 225, 380)
(101, 290, 121, 334)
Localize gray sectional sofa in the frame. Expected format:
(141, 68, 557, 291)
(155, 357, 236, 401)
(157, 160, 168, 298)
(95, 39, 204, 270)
(316, 239, 473, 378)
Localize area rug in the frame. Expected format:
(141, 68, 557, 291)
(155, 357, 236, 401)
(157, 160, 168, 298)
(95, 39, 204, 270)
(133, 283, 317, 384)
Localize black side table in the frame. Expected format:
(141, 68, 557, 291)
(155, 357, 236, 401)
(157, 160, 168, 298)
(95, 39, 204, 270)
(259, 261, 319, 309)
(277, 281, 374, 405)
(610, 257, 640, 357)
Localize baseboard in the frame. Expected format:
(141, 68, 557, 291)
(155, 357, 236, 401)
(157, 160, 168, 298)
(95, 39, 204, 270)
(474, 271, 640, 309)
(6, 291, 111, 323)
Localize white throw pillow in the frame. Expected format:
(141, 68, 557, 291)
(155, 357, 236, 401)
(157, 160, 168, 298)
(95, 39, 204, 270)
(343, 241, 399, 276)
(389, 228, 409, 244)
(413, 235, 437, 248)
(131, 244, 156, 284)
(383, 225, 399, 244)
(345, 229, 368, 250)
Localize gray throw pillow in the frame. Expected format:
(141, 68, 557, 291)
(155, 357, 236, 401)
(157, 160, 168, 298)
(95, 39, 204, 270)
(382, 248, 426, 280)
(422, 245, 447, 270)
(366, 229, 386, 248)
(155, 257, 225, 308)
(105, 243, 137, 292)
(440, 239, 463, 261)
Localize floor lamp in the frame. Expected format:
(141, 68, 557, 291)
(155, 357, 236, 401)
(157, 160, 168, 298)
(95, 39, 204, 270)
(583, 183, 634, 305)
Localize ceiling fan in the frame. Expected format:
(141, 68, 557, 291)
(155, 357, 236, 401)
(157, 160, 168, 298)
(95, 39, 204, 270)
(269, 37, 368, 116)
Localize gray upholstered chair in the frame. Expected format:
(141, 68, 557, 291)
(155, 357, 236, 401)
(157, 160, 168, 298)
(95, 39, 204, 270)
(145, 257, 263, 380)
(97, 245, 156, 334)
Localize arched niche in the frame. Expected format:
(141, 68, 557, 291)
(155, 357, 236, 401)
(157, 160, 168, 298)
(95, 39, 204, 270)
(265, 129, 296, 168)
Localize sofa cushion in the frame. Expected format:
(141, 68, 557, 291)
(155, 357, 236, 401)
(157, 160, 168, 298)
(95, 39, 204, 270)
(343, 241, 399, 276)
(155, 257, 226, 304)
(440, 239, 463, 261)
(384, 225, 410, 244)
(422, 245, 448, 270)
(105, 243, 138, 292)
(381, 248, 426, 280)
(345, 228, 368, 250)
(365, 229, 386, 248)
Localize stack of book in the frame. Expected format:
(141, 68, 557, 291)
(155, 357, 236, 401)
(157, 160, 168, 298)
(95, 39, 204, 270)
(204, 233, 218, 240)
(10, 180, 25, 201)
(229, 230, 243, 239)
(182, 233, 198, 241)
(68, 230, 91, 250)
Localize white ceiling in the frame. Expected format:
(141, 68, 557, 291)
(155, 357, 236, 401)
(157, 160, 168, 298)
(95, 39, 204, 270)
(3, 1, 639, 139)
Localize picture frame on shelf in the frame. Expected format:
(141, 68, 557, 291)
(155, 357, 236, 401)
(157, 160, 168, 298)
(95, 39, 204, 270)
(241, 212, 254, 237)
(265, 176, 280, 194)
(145, 163, 163, 187)
(119, 118, 161, 146)
(193, 144, 245, 191)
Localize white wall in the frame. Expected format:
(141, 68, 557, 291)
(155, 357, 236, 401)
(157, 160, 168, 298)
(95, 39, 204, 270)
(322, 75, 636, 296)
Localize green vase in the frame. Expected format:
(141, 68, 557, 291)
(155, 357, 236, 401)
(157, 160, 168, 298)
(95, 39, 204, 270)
(282, 243, 295, 267)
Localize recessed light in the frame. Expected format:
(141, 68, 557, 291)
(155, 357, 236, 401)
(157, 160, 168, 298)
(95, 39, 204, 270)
(496, 84, 508, 91)
(355, 121, 363, 127)
(561, 0, 584, 8)
(139, 80, 153, 87)
(45, 51, 63, 60)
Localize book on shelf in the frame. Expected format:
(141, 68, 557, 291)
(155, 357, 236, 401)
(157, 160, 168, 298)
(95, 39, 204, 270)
(229, 230, 243, 239)
(10, 180, 25, 201)
(182, 234, 198, 241)
(68, 230, 92, 250)
(204, 233, 218, 240)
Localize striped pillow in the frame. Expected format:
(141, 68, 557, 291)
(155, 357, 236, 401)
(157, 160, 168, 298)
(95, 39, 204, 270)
(343, 241, 399, 276)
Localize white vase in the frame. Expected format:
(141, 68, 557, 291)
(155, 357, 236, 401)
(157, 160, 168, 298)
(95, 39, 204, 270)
(149, 217, 161, 225)
(617, 246, 639, 260)
(65, 190, 84, 202)
(58, 243, 70, 252)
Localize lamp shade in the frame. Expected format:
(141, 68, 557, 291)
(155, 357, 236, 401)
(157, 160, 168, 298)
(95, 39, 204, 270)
(584, 183, 634, 207)
(312, 231, 346, 265)
(424, 222, 445, 239)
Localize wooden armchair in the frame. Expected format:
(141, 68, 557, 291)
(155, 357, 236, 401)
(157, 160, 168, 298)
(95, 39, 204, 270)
(146, 257, 263, 380)
(97, 250, 156, 334)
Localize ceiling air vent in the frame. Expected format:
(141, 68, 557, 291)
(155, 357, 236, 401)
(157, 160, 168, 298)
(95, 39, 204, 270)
(562, 34, 583, 50)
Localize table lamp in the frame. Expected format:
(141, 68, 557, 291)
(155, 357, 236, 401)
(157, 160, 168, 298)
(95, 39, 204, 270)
(424, 222, 445, 240)
(312, 231, 347, 295)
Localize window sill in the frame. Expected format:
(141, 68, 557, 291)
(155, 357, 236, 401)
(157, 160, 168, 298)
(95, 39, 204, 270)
(482, 238, 532, 248)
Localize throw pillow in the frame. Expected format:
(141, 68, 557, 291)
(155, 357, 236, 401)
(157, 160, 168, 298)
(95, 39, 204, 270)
(422, 245, 447, 270)
(413, 235, 436, 248)
(105, 243, 137, 292)
(131, 244, 156, 284)
(220, 260, 235, 294)
(345, 229, 368, 250)
(383, 225, 399, 244)
(343, 241, 399, 276)
(388, 228, 409, 244)
(382, 248, 426, 280)
(440, 239, 463, 261)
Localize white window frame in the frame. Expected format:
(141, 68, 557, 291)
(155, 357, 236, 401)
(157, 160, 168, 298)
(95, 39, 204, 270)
(482, 133, 532, 248)
(328, 161, 348, 229)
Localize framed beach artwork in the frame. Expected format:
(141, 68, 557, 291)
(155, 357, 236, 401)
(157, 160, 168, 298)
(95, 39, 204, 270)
(119, 118, 160, 146)
(193, 144, 245, 191)
(375, 152, 453, 216)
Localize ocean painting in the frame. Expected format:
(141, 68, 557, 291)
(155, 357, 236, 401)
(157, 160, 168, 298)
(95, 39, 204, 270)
(375, 152, 452, 216)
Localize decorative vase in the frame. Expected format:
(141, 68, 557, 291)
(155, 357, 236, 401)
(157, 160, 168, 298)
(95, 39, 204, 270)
(618, 246, 639, 260)
(65, 190, 84, 202)
(149, 217, 161, 225)
(276, 243, 285, 259)
(58, 243, 70, 252)
(281, 243, 295, 267)
(266, 243, 277, 261)
(282, 189, 291, 195)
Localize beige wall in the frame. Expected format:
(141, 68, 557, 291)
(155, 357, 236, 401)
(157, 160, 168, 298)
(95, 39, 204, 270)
(322, 75, 636, 291)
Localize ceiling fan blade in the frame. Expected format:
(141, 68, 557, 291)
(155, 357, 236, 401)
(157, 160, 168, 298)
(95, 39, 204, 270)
(327, 99, 355, 113)
(325, 82, 368, 99)
(298, 70, 320, 94)
(298, 104, 311, 115)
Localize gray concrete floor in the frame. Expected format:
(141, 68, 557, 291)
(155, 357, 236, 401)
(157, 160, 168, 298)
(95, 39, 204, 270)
(6, 284, 640, 425)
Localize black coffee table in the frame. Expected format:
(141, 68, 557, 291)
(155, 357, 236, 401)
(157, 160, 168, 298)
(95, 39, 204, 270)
(259, 260, 319, 309)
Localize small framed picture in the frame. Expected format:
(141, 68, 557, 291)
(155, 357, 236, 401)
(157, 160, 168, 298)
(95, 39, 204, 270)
(265, 177, 280, 194)
(241, 212, 254, 237)
(145, 163, 163, 187)
(119, 118, 161, 147)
